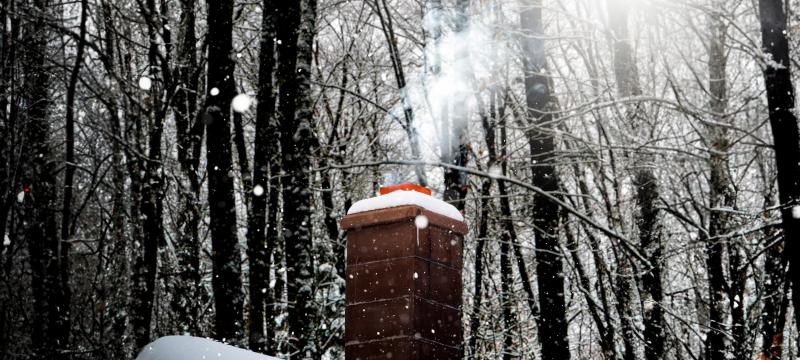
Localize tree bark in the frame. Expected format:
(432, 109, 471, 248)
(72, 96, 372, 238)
(205, 0, 244, 343)
(171, 0, 203, 336)
(246, 0, 276, 352)
(758, 208, 788, 359)
(276, 0, 318, 356)
(756, 0, 800, 333)
(705, 9, 734, 360)
(131, 0, 168, 350)
(607, 1, 666, 358)
(0, 0, 15, 278)
(99, 1, 130, 355)
(273, 1, 304, 355)
(499, 207, 515, 360)
(757, 145, 788, 360)
(20, 0, 70, 356)
(519, 1, 570, 358)
(57, 0, 86, 354)
(468, 176, 490, 356)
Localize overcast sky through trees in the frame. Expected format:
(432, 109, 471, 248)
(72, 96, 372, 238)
(0, 0, 799, 359)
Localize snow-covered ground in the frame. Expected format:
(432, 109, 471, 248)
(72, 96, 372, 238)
(135, 336, 279, 360)
(347, 189, 464, 221)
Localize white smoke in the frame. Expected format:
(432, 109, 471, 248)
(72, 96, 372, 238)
(396, 3, 511, 165)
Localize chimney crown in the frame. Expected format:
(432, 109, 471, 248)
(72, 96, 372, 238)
(379, 183, 432, 196)
(342, 191, 468, 360)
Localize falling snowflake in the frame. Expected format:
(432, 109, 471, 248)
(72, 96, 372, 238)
(414, 214, 428, 229)
(16, 191, 24, 203)
(488, 164, 502, 179)
(210, 87, 220, 96)
(232, 94, 252, 113)
(792, 205, 800, 219)
(138, 76, 152, 90)
(253, 185, 265, 197)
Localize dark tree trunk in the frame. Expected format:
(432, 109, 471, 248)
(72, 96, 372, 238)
(124, 25, 147, 355)
(635, 168, 667, 360)
(705, 11, 734, 360)
(519, 1, 570, 359)
(757, 0, 800, 333)
(0, 0, 14, 279)
(246, 0, 276, 352)
(276, 0, 318, 356)
(264, 128, 281, 354)
(496, 90, 520, 359)
(469, 85, 502, 356)
(759, 217, 788, 360)
(20, 0, 70, 357)
(99, 1, 130, 355)
(614, 256, 637, 360)
(499, 209, 515, 360)
(54, 0, 85, 352)
(757, 148, 788, 360)
(205, 0, 244, 343)
(171, 0, 203, 336)
(468, 176, 490, 356)
(607, 1, 666, 358)
(274, 0, 302, 354)
(132, 0, 167, 350)
(273, 2, 304, 354)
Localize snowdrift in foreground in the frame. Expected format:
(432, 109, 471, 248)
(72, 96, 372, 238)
(347, 190, 464, 221)
(135, 336, 279, 360)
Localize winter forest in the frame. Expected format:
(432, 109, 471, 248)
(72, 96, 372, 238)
(2, 0, 800, 358)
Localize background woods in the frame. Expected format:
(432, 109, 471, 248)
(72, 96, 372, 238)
(0, 0, 799, 359)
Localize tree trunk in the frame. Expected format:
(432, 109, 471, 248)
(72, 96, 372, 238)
(246, 0, 276, 351)
(705, 9, 735, 360)
(100, 1, 130, 355)
(756, 0, 800, 332)
(0, 0, 14, 277)
(759, 212, 788, 359)
(607, 1, 666, 358)
(519, 1, 570, 358)
(499, 208, 515, 360)
(20, 0, 70, 356)
(757, 146, 788, 360)
(171, 0, 203, 336)
(57, 0, 85, 354)
(468, 176, 490, 356)
(273, 1, 304, 354)
(276, 0, 318, 356)
(132, 0, 167, 350)
(205, 0, 244, 343)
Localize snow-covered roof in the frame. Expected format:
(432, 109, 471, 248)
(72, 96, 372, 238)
(347, 190, 464, 222)
(135, 336, 279, 360)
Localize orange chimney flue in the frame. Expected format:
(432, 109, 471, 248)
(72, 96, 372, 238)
(341, 186, 468, 360)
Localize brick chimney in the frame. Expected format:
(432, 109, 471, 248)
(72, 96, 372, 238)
(341, 186, 468, 360)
